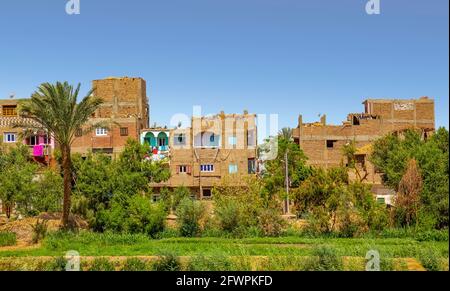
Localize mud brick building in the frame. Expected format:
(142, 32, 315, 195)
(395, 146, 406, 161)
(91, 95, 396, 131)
(72, 77, 149, 157)
(0, 99, 54, 165)
(292, 97, 435, 197)
(143, 111, 258, 199)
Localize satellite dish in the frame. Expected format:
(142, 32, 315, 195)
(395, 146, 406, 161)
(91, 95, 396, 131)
(9, 92, 16, 99)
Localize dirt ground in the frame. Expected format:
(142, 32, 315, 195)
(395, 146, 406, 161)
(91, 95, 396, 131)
(0, 213, 88, 246)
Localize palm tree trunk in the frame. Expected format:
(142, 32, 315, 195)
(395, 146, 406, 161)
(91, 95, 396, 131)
(61, 144, 72, 228)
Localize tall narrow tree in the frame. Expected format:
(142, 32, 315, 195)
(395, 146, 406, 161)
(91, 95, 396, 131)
(19, 82, 103, 227)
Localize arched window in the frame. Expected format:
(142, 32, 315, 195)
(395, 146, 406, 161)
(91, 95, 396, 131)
(144, 132, 156, 147)
(157, 132, 168, 147)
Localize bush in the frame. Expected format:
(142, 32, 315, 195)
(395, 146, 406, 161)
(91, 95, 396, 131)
(304, 246, 343, 271)
(161, 187, 191, 212)
(258, 208, 285, 237)
(153, 253, 181, 271)
(31, 219, 48, 244)
(87, 258, 115, 271)
(213, 176, 263, 236)
(96, 195, 166, 237)
(0, 231, 16, 247)
(419, 248, 442, 271)
(121, 258, 150, 271)
(214, 198, 242, 233)
(415, 229, 449, 242)
(176, 198, 206, 237)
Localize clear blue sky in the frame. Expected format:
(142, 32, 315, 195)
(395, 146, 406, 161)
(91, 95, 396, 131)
(0, 0, 448, 129)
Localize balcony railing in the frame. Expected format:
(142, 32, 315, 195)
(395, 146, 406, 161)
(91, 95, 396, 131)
(27, 144, 52, 157)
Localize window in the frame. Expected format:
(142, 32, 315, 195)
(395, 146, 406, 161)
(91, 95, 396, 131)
(202, 189, 212, 198)
(158, 137, 167, 146)
(95, 128, 108, 136)
(248, 158, 256, 174)
(200, 164, 214, 172)
(75, 129, 83, 137)
(174, 134, 186, 145)
(27, 135, 38, 146)
(326, 140, 337, 148)
(178, 165, 187, 174)
(228, 136, 237, 146)
(229, 164, 238, 174)
(355, 154, 366, 167)
(247, 129, 256, 147)
(2, 105, 17, 116)
(120, 127, 128, 136)
(43, 135, 51, 145)
(377, 197, 386, 205)
(3, 133, 16, 143)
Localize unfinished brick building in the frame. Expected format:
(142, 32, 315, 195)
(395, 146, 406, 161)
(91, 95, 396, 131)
(144, 111, 258, 199)
(292, 97, 435, 189)
(72, 77, 149, 157)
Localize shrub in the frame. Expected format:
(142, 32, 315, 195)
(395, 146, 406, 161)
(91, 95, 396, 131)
(258, 208, 285, 237)
(304, 246, 343, 271)
(214, 198, 242, 233)
(418, 248, 442, 271)
(213, 176, 263, 235)
(87, 258, 115, 271)
(153, 254, 181, 271)
(96, 195, 166, 237)
(176, 198, 206, 237)
(31, 219, 48, 244)
(121, 258, 150, 271)
(415, 229, 449, 242)
(0, 231, 16, 247)
(161, 186, 191, 212)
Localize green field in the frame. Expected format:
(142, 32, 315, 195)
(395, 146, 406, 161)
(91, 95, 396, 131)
(0, 231, 448, 271)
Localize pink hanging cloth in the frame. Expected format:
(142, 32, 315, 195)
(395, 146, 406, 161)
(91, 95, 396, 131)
(33, 145, 44, 157)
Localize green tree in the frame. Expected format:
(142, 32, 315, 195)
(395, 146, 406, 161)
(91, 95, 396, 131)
(262, 133, 311, 202)
(176, 197, 206, 237)
(0, 145, 38, 218)
(19, 82, 103, 227)
(370, 128, 449, 228)
(30, 169, 63, 214)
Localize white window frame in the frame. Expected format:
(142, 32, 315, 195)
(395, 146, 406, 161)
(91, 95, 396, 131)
(95, 128, 108, 136)
(3, 132, 17, 143)
(200, 164, 214, 172)
(179, 165, 187, 173)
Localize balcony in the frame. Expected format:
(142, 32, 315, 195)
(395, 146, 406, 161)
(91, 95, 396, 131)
(27, 144, 52, 157)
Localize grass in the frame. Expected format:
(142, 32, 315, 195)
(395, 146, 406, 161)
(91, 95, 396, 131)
(0, 231, 448, 261)
(0, 231, 16, 247)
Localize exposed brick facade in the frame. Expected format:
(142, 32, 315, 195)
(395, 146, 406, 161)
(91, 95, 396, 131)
(72, 77, 149, 157)
(292, 97, 435, 184)
(147, 111, 258, 198)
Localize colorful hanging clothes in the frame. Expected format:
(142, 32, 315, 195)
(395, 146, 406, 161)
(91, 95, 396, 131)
(33, 145, 44, 157)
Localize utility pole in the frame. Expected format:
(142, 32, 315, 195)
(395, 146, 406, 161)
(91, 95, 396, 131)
(284, 149, 290, 214)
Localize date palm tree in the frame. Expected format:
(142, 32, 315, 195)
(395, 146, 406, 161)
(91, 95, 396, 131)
(279, 127, 293, 141)
(19, 82, 103, 227)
